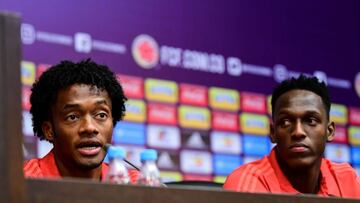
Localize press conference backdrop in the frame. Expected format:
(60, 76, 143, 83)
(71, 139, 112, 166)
(2, 0, 360, 183)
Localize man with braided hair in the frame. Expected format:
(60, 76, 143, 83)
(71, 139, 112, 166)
(24, 59, 137, 182)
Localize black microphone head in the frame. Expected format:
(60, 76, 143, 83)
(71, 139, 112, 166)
(103, 143, 112, 152)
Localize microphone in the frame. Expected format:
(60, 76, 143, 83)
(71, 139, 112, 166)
(103, 143, 140, 171)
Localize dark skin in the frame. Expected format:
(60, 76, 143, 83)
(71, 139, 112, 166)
(42, 84, 113, 180)
(270, 90, 335, 194)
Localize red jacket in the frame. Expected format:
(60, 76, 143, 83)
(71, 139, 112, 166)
(224, 148, 360, 198)
(24, 150, 138, 183)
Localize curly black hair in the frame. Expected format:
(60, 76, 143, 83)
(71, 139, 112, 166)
(271, 74, 331, 119)
(30, 59, 127, 141)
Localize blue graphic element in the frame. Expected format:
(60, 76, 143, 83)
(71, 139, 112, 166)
(213, 154, 242, 176)
(112, 122, 145, 145)
(351, 147, 360, 166)
(243, 134, 270, 156)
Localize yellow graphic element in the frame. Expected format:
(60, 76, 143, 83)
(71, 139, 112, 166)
(160, 171, 183, 182)
(21, 61, 36, 86)
(214, 176, 227, 184)
(123, 99, 146, 122)
(145, 78, 178, 103)
(267, 95, 272, 115)
(349, 126, 360, 146)
(330, 103, 348, 125)
(209, 87, 239, 111)
(240, 113, 269, 135)
(179, 105, 210, 130)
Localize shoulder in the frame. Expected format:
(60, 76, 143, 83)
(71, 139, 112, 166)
(324, 159, 358, 177)
(23, 158, 43, 178)
(223, 157, 271, 192)
(324, 159, 360, 197)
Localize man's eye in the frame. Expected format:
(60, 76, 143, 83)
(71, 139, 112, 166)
(66, 114, 78, 121)
(279, 119, 291, 127)
(96, 112, 108, 120)
(307, 117, 318, 125)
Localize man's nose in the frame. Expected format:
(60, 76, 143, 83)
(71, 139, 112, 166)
(79, 115, 99, 135)
(291, 120, 306, 138)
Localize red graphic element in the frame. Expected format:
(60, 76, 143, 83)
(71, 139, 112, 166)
(332, 126, 347, 143)
(148, 103, 177, 125)
(212, 111, 238, 132)
(37, 64, 51, 79)
(22, 86, 32, 110)
(139, 41, 155, 62)
(241, 92, 266, 113)
(349, 107, 360, 125)
(180, 83, 208, 106)
(117, 74, 144, 99)
(183, 174, 213, 181)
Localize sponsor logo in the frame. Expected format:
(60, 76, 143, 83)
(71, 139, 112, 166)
(325, 143, 350, 163)
(241, 92, 266, 113)
(243, 135, 270, 156)
(180, 150, 212, 174)
(355, 72, 360, 98)
(332, 126, 347, 143)
(160, 171, 182, 182)
(351, 147, 360, 166)
(314, 71, 328, 85)
(117, 74, 144, 99)
(21, 23, 36, 45)
(180, 83, 208, 106)
(22, 86, 31, 110)
(273, 64, 288, 83)
(267, 95, 272, 115)
(157, 151, 179, 170)
(147, 103, 177, 125)
(209, 87, 239, 111)
(183, 174, 213, 181)
(145, 78, 178, 103)
(147, 125, 180, 150)
(22, 111, 33, 136)
(179, 105, 210, 130)
(210, 131, 241, 155)
(36, 64, 51, 79)
(37, 139, 53, 158)
(330, 104, 348, 125)
(213, 154, 242, 176)
(182, 130, 209, 150)
(74, 32, 92, 53)
(112, 122, 145, 145)
(21, 61, 36, 86)
(213, 176, 227, 184)
(349, 107, 360, 125)
(132, 34, 159, 69)
(212, 111, 238, 132)
(123, 99, 146, 122)
(240, 113, 269, 135)
(349, 126, 360, 146)
(120, 145, 145, 168)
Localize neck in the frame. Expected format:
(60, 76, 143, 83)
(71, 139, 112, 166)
(53, 151, 103, 181)
(276, 151, 322, 194)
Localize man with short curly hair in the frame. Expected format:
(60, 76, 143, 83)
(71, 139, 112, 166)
(224, 75, 360, 198)
(24, 59, 137, 182)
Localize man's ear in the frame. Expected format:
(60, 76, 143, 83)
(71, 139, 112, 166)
(326, 121, 335, 142)
(42, 121, 54, 142)
(269, 121, 277, 143)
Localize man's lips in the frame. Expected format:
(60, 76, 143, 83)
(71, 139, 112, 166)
(76, 140, 103, 156)
(289, 143, 309, 153)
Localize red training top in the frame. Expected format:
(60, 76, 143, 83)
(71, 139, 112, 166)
(224, 148, 360, 198)
(24, 150, 138, 183)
